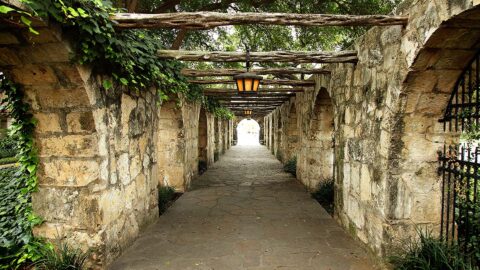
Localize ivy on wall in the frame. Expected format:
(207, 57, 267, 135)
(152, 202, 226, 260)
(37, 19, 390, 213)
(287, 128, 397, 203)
(2, 0, 233, 119)
(0, 76, 44, 269)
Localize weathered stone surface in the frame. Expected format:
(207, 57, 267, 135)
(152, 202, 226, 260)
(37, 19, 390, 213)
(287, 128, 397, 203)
(110, 146, 379, 270)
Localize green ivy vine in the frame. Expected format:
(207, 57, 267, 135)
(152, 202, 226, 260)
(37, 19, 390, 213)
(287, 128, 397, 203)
(3, 0, 233, 119)
(0, 75, 45, 269)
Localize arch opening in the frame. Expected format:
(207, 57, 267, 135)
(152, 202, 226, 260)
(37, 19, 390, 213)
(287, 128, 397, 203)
(306, 88, 334, 189)
(236, 118, 260, 146)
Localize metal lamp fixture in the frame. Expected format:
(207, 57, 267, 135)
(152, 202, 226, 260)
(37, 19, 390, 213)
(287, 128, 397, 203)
(244, 109, 253, 119)
(234, 49, 263, 94)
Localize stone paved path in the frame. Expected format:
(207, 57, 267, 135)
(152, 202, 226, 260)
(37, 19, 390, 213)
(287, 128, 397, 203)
(109, 145, 379, 270)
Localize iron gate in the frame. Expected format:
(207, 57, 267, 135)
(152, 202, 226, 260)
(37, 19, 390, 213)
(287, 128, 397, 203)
(438, 51, 480, 262)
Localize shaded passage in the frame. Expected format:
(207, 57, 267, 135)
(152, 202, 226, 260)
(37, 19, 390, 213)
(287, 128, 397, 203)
(110, 146, 378, 270)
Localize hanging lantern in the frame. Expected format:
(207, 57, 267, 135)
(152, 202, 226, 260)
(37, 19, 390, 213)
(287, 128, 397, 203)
(244, 109, 253, 119)
(234, 49, 263, 94)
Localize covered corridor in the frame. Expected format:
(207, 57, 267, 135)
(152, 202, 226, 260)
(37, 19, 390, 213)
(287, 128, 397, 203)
(109, 145, 376, 270)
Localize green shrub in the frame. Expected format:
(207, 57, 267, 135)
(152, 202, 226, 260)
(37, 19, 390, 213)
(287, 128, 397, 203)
(158, 186, 176, 215)
(312, 179, 334, 215)
(0, 167, 42, 269)
(390, 232, 477, 270)
(0, 156, 17, 165)
(0, 135, 17, 159)
(34, 243, 89, 270)
(283, 157, 297, 176)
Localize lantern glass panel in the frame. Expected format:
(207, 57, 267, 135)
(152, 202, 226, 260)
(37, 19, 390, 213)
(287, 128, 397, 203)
(236, 79, 244, 92)
(245, 78, 253, 91)
(253, 79, 260, 92)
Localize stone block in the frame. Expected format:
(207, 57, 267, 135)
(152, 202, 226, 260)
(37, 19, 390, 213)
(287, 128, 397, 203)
(40, 159, 100, 187)
(32, 187, 100, 230)
(34, 86, 91, 109)
(360, 165, 372, 201)
(67, 111, 96, 133)
(39, 134, 98, 157)
(35, 112, 62, 133)
(11, 64, 57, 85)
(0, 47, 22, 65)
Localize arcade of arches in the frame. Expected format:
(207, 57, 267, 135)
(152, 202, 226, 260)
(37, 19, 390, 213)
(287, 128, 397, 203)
(1, 0, 480, 269)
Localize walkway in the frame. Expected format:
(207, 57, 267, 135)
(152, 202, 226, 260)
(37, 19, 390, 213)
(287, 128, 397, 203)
(110, 146, 378, 270)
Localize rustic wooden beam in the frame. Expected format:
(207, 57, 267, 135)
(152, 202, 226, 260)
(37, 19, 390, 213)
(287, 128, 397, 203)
(181, 68, 330, 77)
(191, 79, 315, 86)
(205, 92, 295, 97)
(111, 12, 409, 30)
(159, 50, 357, 63)
(203, 87, 305, 93)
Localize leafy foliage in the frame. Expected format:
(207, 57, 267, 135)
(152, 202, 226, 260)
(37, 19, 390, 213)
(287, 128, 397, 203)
(312, 178, 335, 215)
(158, 186, 177, 215)
(0, 157, 18, 165)
(390, 232, 478, 270)
(0, 76, 42, 270)
(0, 134, 17, 159)
(16, 0, 233, 116)
(34, 243, 89, 270)
(283, 156, 297, 176)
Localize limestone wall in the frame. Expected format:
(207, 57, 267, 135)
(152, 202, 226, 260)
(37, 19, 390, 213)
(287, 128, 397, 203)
(0, 24, 160, 267)
(265, 0, 480, 256)
(157, 97, 202, 191)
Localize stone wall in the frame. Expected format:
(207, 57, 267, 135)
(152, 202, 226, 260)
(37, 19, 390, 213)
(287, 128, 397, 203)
(201, 109, 216, 167)
(157, 96, 205, 191)
(0, 24, 160, 267)
(0, 21, 233, 268)
(265, 0, 480, 257)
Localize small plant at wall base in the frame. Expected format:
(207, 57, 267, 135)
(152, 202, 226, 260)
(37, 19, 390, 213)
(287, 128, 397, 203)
(34, 243, 89, 270)
(283, 157, 297, 176)
(158, 186, 179, 215)
(390, 231, 478, 270)
(312, 179, 334, 216)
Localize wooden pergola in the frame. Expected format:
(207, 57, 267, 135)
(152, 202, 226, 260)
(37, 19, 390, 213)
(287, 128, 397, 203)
(109, 11, 408, 117)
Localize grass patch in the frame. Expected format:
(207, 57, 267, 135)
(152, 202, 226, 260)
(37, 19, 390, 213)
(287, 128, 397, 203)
(158, 186, 180, 215)
(312, 179, 334, 216)
(390, 231, 478, 270)
(34, 243, 89, 270)
(283, 157, 297, 176)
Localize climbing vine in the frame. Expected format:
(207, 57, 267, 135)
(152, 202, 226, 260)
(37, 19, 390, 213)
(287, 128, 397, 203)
(2, 0, 233, 118)
(0, 75, 44, 269)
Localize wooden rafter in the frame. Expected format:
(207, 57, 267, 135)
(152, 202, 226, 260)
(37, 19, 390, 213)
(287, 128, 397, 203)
(205, 92, 295, 97)
(159, 50, 357, 63)
(181, 68, 330, 77)
(111, 12, 409, 30)
(190, 79, 315, 86)
(203, 87, 305, 93)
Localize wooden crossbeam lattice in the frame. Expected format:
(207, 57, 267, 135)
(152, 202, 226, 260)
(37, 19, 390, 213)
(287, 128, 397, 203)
(203, 87, 305, 93)
(111, 12, 408, 30)
(191, 79, 315, 86)
(159, 50, 357, 63)
(181, 68, 330, 77)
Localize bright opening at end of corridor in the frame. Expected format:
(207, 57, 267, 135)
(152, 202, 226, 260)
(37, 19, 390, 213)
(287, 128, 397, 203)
(236, 119, 260, 145)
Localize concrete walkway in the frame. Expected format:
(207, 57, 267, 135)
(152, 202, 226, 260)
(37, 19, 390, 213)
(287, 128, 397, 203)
(109, 145, 378, 270)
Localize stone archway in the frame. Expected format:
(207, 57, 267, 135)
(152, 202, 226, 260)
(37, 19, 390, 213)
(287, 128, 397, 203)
(285, 102, 299, 162)
(300, 88, 334, 189)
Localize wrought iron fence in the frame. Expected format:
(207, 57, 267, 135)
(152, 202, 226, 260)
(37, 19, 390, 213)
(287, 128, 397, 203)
(438, 52, 480, 264)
